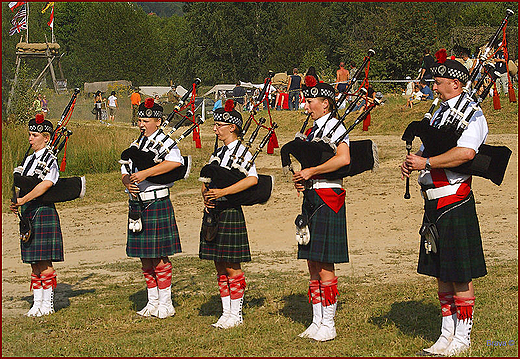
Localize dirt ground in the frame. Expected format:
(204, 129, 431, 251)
(2, 134, 517, 317)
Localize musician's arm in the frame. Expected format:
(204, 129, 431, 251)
(405, 147, 476, 171)
(130, 160, 182, 184)
(10, 180, 53, 211)
(293, 142, 350, 181)
(205, 176, 258, 201)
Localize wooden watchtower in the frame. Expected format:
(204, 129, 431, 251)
(7, 35, 67, 111)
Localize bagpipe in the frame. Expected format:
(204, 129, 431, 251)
(280, 49, 380, 180)
(12, 88, 86, 205)
(199, 72, 277, 207)
(401, 8, 514, 195)
(119, 78, 203, 184)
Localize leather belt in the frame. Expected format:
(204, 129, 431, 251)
(306, 178, 343, 190)
(421, 183, 461, 200)
(132, 188, 169, 201)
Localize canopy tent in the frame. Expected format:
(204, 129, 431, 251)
(138, 86, 187, 98)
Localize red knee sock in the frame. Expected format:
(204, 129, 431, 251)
(454, 295, 475, 320)
(142, 267, 157, 289)
(308, 279, 321, 304)
(30, 273, 42, 290)
(40, 270, 57, 290)
(320, 277, 338, 306)
(154, 262, 172, 290)
(438, 291, 456, 316)
(217, 275, 230, 297)
(228, 273, 246, 300)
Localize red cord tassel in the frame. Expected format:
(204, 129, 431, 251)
(266, 131, 279, 154)
(493, 83, 501, 110)
(508, 82, 516, 103)
(363, 112, 371, 131)
(193, 126, 201, 148)
(60, 139, 68, 171)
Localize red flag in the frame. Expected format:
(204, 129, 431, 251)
(47, 5, 54, 28)
(8, 2, 25, 11)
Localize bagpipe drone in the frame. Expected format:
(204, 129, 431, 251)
(402, 8, 514, 199)
(280, 49, 381, 180)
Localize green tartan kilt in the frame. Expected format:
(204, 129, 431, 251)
(126, 197, 181, 258)
(199, 207, 251, 263)
(20, 202, 64, 264)
(297, 189, 349, 264)
(417, 191, 487, 282)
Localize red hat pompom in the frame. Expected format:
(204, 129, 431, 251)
(305, 75, 317, 88)
(435, 48, 447, 64)
(224, 99, 235, 112)
(35, 113, 44, 124)
(144, 97, 154, 108)
(450, 55, 456, 60)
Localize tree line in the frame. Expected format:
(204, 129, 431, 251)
(2, 2, 517, 93)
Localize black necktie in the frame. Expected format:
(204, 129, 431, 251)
(432, 102, 449, 127)
(22, 154, 36, 176)
(218, 145, 228, 161)
(138, 136, 147, 150)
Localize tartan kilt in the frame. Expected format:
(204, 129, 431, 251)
(297, 189, 349, 263)
(126, 197, 181, 258)
(20, 202, 64, 264)
(199, 207, 251, 263)
(417, 191, 487, 282)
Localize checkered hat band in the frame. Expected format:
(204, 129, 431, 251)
(302, 87, 335, 99)
(214, 111, 242, 127)
(431, 65, 469, 83)
(29, 123, 53, 133)
(137, 109, 163, 118)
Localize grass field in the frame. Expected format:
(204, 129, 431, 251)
(1, 257, 517, 357)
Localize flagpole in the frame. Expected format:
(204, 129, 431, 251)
(26, 1, 29, 42)
(51, 5, 54, 42)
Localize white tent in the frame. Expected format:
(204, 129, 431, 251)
(138, 85, 188, 98)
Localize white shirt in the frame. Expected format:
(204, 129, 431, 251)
(22, 147, 59, 184)
(108, 95, 117, 107)
(213, 139, 258, 178)
(308, 113, 350, 146)
(419, 94, 488, 186)
(121, 129, 184, 191)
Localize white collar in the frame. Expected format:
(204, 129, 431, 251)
(314, 112, 335, 128)
(34, 147, 48, 158)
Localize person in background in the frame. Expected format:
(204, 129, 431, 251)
(287, 68, 302, 111)
(335, 62, 350, 93)
(130, 88, 141, 127)
(232, 81, 247, 112)
(107, 91, 119, 123)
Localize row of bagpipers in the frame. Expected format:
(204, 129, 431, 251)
(10, 8, 513, 354)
